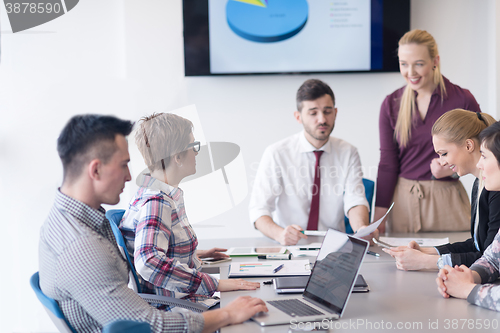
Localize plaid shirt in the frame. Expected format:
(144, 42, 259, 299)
(39, 190, 204, 333)
(120, 174, 218, 308)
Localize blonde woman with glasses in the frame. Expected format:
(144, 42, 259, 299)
(119, 113, 259, 310)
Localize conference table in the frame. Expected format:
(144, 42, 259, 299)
(199, 232, 500, 332)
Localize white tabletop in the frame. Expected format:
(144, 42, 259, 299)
(199, 232, 500, 332)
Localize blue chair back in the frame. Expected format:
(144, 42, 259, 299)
(30, 272, 77, 333)
(106, 209, 142, 293)
(103, 320, 151, 333)
(344, 178, 375, 234)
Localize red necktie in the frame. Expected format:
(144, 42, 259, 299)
(306, 150, 323, 230)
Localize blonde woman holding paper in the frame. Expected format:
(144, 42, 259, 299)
(384, 109, 499, 271)
(437, 121, 500, 312)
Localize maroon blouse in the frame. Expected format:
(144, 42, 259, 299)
(376, 76, 481, 208)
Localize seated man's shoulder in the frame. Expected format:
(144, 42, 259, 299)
(41, 211, 110, 257)
(41, 211, 87, 250)
(263, 133, 301, 156)
(329, 136, 359, 153)
(39, 216, 123, 295)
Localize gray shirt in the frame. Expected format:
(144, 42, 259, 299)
(38, 190, 204, 333)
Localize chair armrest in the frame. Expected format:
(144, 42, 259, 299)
(138, 293, 210, 313)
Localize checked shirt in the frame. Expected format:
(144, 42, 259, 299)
(120, 174, 219, 308)
(38, 190, 204, 333)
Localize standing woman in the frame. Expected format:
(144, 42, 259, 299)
(375, 29, 481, 233)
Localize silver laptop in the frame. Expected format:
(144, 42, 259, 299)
(252, 229, 369, 326)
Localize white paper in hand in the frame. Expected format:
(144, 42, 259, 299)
(354, 202, 394, 238)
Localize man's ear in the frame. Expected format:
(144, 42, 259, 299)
(88, 159, 101, 180)
(294, 110, 302, 124)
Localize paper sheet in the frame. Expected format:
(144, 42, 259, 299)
(354, 202, 394, 238)
(287, 242, 323, 257)
(379, 236, 449, 247)
(228, 259, 311, 277)
(227, 246, 286, 256)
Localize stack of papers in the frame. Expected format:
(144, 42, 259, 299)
(378, 236, 449, 247)
(228, 260, 311, 278)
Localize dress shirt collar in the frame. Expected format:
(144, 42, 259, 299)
(298, 130, 332, 154)
(136, 170, 184, 202)
(54, 189, 107, 232)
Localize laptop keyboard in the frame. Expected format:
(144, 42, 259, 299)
(268, 299, 324, 317)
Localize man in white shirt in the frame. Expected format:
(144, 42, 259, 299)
(249, 79, 374, 245)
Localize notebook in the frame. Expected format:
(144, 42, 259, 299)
(226, 246, 287, 257)
(251, 229, 369, 326)
(274, 274, 369, 294)
(228, 259, 311, 278)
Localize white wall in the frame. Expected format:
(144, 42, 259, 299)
(0, 0, 496, 331)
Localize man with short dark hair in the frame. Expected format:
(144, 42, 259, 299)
(249, 79, 374, 246)
(39, 114, 267, 333)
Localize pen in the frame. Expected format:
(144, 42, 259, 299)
(273, 264, 284, 274)
(298, 248, 320, 250)
(367, 250, 380, 257)
(258, 254, 291, 260)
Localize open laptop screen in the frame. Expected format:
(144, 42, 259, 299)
(303, 230, 368, 315)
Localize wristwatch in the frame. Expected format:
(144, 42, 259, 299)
(437, 256, 444, 270)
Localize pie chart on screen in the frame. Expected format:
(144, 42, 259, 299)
(226, 0, 309, 43)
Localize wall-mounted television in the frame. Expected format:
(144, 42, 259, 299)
(183, 0, 410, 76)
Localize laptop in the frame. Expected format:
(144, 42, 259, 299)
(252, 229, 369, 326)
(273, 274, 369, 294)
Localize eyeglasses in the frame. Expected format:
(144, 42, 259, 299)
(186, 141, 201, 153)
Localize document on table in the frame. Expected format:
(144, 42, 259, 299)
(354, 202, 394, 238)
(228, 260, 311, 278)
(378, 236, 449, 247)
(226, 246, 287, 257)
(287, 243, 323, 257)
(303, 230, 327, 236)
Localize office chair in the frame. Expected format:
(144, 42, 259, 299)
(344, 178, 375, 234)
(106, 209, 209, 313)
(30, 272, 76, 333)
(30, 272, 151, 333)
(102, 320, 151, 333)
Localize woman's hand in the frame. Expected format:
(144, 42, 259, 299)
(197, 248, 229, 259)
(437, 265, 477, 299)
(217, 279, 261, 292)
(430, 158, 455, 179)
(436, 266, 451, 298)
(408, 240, 438, 254)
(383, 246, 438, 270)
